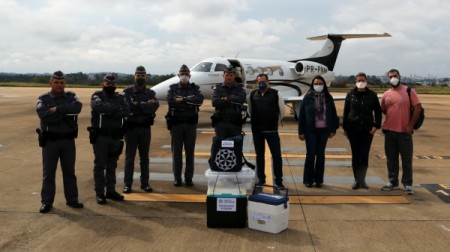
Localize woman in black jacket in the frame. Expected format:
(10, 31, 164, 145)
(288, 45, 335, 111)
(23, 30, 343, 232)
(298, 75, 339, 188)
(343, 72, 382, 189)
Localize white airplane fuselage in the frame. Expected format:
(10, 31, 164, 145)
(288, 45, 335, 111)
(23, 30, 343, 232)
(151, 33, 391, 117)
(151, 57, 335, 101)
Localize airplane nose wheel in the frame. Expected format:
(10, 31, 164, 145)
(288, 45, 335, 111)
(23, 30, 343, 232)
(287, 104, 299, 121)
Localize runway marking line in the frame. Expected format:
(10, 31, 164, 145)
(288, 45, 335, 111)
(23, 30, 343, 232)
(124, 193, 409, 204)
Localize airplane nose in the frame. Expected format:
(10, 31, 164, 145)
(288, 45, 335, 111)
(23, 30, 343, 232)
(151, 76, 178, 101)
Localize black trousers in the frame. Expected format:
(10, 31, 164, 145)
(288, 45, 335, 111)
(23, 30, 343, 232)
(252, 130, 283, 184)
(171, 123, 197, 181)
(93, 135, 122, 195)
(123, 126, 151, 187)
(346, 130, 374, 179)
(41, 138, 79, 204)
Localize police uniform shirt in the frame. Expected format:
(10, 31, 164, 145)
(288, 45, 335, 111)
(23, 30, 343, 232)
(36, 91, 82, 134)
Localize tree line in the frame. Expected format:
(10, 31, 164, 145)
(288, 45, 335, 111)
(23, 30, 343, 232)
(1, 72, 447, 87)
(0, 72, 175, 87)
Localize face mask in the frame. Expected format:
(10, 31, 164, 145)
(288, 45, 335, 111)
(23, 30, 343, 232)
(179, 75, 190, 84)
(136, 79, 145, 86)
(356, 81, 367, 89)
(313, 84, 324, 92)
(389, 77, 400, 86)
(258, 82, 267, 91)
(103, 86, 116, 94)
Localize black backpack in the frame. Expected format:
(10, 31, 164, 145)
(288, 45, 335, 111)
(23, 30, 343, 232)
(209, 133, 255, 172)
(407, 87, 425, 130)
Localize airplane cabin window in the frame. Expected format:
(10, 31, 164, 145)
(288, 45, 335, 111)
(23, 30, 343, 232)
(267, 68, 273, 76)
(278, 68, 284, 76)
(257, 67, 263, 74)
(247, 67, 254, 75)
(214, 64, 227, 72)
(191, 62, 213, 72)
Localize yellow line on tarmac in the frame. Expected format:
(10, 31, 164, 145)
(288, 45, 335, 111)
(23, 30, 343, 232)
(124, 193, 409, 204)
(195, 151, 351, 159)
(124, 193, 205, 203)
(290, 195, 410, 204)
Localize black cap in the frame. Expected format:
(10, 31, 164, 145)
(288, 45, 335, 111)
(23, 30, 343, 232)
(52, 70, 65, 79)
(135, 65, 146, 75)
(224, 65, 235, 74)
(179, 64, 190, 73)
(103, 73, 116, 83)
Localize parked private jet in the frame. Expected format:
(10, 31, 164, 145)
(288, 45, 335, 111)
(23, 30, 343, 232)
(151, 33, 391, 118)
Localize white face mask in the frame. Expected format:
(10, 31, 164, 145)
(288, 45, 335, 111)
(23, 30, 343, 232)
(179, 75, 190, 84)
(356, 81, 367, 89)
(313, 84, 324, 92)
(389, 77, 400, 86)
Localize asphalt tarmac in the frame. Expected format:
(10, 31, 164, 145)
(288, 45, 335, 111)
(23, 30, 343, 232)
(0, 87, 449, 251)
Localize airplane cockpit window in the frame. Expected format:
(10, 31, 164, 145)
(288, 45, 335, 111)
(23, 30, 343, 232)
(214, 64, 227, 72)
(191, 62, 213, 72)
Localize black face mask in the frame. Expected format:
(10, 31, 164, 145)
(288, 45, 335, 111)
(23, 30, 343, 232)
(103, 86, 116, 95)
(136, 79, 146, 86)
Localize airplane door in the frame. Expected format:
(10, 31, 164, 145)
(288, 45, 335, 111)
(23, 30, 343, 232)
(227, 60, 245, 84)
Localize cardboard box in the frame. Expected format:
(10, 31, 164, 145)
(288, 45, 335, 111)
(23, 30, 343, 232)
(248, 186, 289, 234)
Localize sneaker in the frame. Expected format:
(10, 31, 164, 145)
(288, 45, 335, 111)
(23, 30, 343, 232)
(405, 186, 415, 195)
(381, 183, 400, 191)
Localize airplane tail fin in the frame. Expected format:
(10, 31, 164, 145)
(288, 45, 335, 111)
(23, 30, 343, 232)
(290, 33, 391, 71)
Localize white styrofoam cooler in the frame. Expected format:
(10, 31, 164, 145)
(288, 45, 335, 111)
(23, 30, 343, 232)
(248, 191, 289, 234)
(205, 167, 255, 193)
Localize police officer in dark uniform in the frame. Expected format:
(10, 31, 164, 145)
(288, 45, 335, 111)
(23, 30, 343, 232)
(248, 73, 285, 188)
(211, 65, 247, 138)
(36, 70, 83, 213)
(89, 73, 130, 204)
(122, 66, 159, 193)
(167, 64, 204, 187)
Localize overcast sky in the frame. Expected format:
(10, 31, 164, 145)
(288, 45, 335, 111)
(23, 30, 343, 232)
(1, 0, 449, 78)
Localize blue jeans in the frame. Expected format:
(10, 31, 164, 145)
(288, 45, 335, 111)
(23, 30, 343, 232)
(384, 130, 413, 186)
(252, 130, 283, 184)
(303, 128, 329, 185)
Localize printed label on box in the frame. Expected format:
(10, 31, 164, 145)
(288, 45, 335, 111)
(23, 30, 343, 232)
(217, 198, 237, 212)
(252, 212, 272, 223)
(221, 140, 234, 148)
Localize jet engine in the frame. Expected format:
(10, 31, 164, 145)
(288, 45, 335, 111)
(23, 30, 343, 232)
(294, 61, 328, 77)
